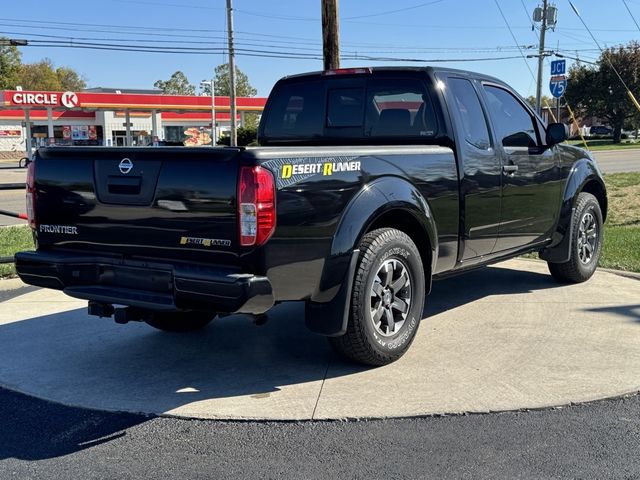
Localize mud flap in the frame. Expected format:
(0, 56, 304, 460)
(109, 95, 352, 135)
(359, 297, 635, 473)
(305, 249, 359, 337)
(540, 207, 575, 264)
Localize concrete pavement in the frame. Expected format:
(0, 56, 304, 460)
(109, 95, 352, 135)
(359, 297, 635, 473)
(0, 258, 639, 420)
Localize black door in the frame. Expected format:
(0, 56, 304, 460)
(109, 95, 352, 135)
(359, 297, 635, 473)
(443, 75, 502, 260)
(480, 83, 563, 252)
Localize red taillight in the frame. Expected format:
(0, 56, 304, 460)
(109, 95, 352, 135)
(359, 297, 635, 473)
(25, 160, 36, 229)
(238, 166, 276, 247)
(322, 67, 372, 76)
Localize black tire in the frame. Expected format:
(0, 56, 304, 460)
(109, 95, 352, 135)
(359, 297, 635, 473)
(18, 157, 30, 168)
(547, 192, 603, 283)
(329, 228, 426, 366)
(144, 311, 215, 332)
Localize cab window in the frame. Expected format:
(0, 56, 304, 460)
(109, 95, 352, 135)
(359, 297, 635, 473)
(483, 85, 541, 149)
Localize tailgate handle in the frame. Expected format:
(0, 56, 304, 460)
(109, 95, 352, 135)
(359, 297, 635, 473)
(107, 175, 142, 195)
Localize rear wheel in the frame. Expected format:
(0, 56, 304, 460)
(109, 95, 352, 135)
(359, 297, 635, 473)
(547, 192, 603, 283)
(329, 228, 426, 366)
(144, 311, 215, 332)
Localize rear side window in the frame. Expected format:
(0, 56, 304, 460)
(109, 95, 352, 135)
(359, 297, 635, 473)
(365, 79, 436, 137)
(483, 85, 540, 148)
(446, 78, 490, 149)
(263, 81, 323, 138)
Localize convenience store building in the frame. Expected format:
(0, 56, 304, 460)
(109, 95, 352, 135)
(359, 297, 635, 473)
(0, 88, 266, 156)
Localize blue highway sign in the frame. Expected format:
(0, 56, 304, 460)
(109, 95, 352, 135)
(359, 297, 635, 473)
(549, 75, 567, 98)
(550, 60, 566, 75)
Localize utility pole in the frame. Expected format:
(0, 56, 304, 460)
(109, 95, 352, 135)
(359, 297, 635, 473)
(210, 77, 217, 146)
(534, 0, 548, 115)
(226, 0, 237, 147)
(321, 0, 340, 70)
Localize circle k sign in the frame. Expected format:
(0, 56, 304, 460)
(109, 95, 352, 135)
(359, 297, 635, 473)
(61, 91, 79, 108)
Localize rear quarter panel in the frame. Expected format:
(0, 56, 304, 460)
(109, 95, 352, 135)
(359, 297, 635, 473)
(246, 145, 459, 302)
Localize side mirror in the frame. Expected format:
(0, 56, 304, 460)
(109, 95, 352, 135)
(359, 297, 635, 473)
(546, 123, 568, 147)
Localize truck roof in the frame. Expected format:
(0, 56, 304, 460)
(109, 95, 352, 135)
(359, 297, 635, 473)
(278, 66, 508, 88)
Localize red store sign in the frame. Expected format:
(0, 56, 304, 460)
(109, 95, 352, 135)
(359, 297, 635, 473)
(0, 129, 21, 137)
(9, 91, 79, 108)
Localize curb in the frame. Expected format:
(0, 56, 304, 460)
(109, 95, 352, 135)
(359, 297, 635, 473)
(518, 256, 640, 281)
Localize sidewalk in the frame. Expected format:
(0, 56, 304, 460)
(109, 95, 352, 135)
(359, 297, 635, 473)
(1, 259, 638, 420)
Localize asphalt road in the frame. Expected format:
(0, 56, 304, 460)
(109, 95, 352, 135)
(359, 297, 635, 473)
(0, 386, 638, 479)
(592, 149, 640, 173)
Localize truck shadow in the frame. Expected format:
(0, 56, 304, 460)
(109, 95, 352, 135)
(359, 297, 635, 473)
(425, 263, 558, 317)
(0, 262, 561, 461)
(583, 304, 640, 323)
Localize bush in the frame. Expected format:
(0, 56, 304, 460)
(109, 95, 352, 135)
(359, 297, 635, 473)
(216, 127, 258, 147)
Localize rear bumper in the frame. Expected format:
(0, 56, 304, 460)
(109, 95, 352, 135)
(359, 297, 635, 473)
(14, 250, 274, 314)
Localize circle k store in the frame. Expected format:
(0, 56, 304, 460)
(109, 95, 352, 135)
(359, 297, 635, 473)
(0, 88, 266, 156)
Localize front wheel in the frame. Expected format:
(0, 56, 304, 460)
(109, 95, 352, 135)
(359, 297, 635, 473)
(547, 192, 603, 283)
(144, 311, 215, 332)
(329, 228, 426, 366)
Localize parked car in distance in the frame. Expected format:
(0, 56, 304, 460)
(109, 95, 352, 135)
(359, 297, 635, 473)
(589, 125, 613, 136)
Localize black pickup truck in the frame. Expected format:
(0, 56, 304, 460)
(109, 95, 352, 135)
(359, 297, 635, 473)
(16, 67, 607, 366)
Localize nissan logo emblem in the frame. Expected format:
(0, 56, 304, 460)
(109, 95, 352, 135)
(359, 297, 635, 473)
(119, 158, 133, 174)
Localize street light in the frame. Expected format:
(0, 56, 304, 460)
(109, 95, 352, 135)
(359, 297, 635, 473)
(200, 78, 217, 147)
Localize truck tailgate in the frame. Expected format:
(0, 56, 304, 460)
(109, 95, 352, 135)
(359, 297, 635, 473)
(34, 147, 242, 263)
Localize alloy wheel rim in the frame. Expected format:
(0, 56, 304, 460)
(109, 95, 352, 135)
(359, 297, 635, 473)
(369, 258, 412, 337)
(577, 211, 598, 264)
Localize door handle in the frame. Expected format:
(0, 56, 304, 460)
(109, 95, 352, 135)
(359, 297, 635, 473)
(502, 164, 518, 174)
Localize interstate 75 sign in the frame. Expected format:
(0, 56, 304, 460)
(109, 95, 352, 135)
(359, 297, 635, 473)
(549, 75, 567, 98)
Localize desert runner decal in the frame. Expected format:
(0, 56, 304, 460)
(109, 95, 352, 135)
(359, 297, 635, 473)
(262, 156, 361, 188)
(180, 236, 232, 248)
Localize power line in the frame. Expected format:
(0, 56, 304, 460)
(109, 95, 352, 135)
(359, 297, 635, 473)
(20, 40, 531, 64)
(0, 26, 542, 55)
(493, 0, 537, 79)
(343, 0, 445, 20)
(568, 0, 640, 112)
(110, 0, 223, 10)
(234, 10, 317, 22)
(622, 0, 640, 32)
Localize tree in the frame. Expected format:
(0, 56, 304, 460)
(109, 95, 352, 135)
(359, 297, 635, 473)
(16, 58, 86, 91)
(0, 40, 21, 89)
(56, 66, 87, 91)
(205, 64, 257, 97)
(154, 71, 195, 95)
(19, 59, 62, 91)
(525, 95, 555, 110)
(565, 41, 640, 143)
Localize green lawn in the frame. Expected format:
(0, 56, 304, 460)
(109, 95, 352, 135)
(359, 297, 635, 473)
(600, 226, 640, 272)
(0, 226, 33, 278)
(598, 172, 640, 272)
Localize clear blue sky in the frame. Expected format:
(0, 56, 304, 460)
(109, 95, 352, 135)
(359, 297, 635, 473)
(2, 0, 640, 97)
